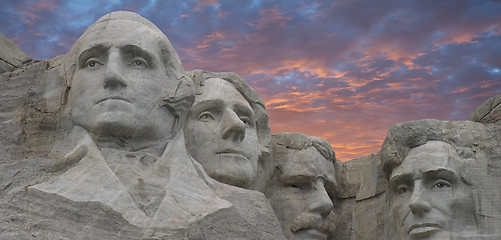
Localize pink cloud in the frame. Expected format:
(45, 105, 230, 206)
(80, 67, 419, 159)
(255, 6, 292, 30)
(28, 0, 57, 12)
(16, 0, 57, 24)
(193, 0, 220, 11)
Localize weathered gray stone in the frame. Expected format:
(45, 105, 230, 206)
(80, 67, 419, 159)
(0, 33, 32, 74)
(0, 11, 285, 239)
(185, 70, 272, 191)
(330, 154, 387, 240)
(331, 118, 501, 240)
(265, 132, 337, 240)
(2, 9, 501, 240)
(469, 95, 501, 124)
(380, 119, 501, 239)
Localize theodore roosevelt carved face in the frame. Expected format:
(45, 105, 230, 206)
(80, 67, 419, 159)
(265, 133, 336, 240)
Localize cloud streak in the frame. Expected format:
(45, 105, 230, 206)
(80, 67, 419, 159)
(1, 0, 499, 161)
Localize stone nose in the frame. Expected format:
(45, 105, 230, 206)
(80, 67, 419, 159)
(104, 50, 127, 89)
(221, 110, 246, 142)
(408, 181, 432, 216)
(307, 179, 334, 217)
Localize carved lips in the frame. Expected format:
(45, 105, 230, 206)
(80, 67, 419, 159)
(407, 223, 442, 238)
(96, 96, 131, 104)
(216, 149, 249, 160)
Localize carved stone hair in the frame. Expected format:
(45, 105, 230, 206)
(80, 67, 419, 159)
(270, 132, 337, 189)
(271, 132, 336, 163)
(380, 119, 489, 184)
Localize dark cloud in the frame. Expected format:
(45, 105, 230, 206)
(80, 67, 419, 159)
(0, 0, 499, 161)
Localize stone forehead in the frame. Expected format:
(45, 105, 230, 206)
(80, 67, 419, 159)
(91, 11, 163, 33)
(279, 147, 336, 182)
(76, 16, 164, 50)
(390, 141, 460, 179)
(196, 78, 248, 103)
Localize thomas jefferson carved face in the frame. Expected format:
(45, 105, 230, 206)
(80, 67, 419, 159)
(389, 141, 474, 240)
(68, 19, 176, 141)
(184, 77, 259, 188)
(266, 146, 335, 240)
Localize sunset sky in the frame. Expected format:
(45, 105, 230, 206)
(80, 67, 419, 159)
(1, 0, 500, 161)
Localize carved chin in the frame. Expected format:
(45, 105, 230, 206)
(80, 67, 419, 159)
(209, 166, 256, 188)
(92, 119, 137, 138)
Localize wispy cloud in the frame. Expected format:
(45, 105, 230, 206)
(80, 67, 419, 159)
(1, 0, 499, 161)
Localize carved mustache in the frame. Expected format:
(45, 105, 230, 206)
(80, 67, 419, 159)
(290, 213, 335, 234)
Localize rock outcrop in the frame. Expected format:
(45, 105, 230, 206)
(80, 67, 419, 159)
(0, 33, 32, 74)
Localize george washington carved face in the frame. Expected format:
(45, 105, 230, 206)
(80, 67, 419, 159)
(68, 18, 179, 142)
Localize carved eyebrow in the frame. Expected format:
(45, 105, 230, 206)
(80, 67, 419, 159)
(77, 44, 110, 66)
(422, 168, 458, 182)
(233, 103, 255, 121)
(120, 45, 153, 64)
(389, 173, 413, 186)
(280, 174, 315, 184)
(190, 99, 224, 115)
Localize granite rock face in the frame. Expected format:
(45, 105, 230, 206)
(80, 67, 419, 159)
(330, 117, 501, 240)
(0, 33, 32, 74)
(1, 10, 501, 240)
(469, 95, 501, 124)
(184, 70, 272, 191)
(0, 11, 284, 240)
(380, 119, 501, 239)
(265, 132, 337, 240)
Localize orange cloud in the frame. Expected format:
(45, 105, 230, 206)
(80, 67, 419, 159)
(265, 90, 328, 112)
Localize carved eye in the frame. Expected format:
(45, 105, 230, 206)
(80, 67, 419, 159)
(85, 59, 101, 68)
(131, 58, 148, 68)
(431, 180, 451, 190)
(240, 117, 251, 126)
(197, 112, 215, 121)
(396, 185, 412, 195)
(287, 181, 312, 191)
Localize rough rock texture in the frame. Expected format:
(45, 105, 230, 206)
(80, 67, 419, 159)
(0, 33, 32, 74)
(185, 70, 273, 192)
(469, 95, 501, 124)
(2, 10, 501, 240)
(381, 119, 501, 239)
(0, 11, 285, 240)
(333, 154, 387, 240)
(331, 96, 501, 240)
(265, 132, 337, 240)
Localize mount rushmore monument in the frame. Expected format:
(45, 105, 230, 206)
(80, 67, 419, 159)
(0, 11, 500, 240)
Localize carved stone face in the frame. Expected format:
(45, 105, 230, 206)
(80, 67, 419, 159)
(184, 77, 259, 188)
(68, 20, 176, 141)
(266, 147, 335, 240)
(389, 141, 474, 240)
